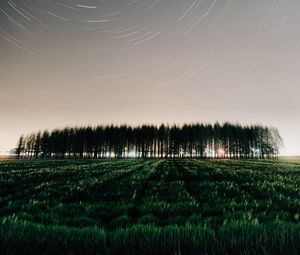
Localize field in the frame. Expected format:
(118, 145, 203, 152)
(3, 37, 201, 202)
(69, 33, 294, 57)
(0, 159, 300, 254)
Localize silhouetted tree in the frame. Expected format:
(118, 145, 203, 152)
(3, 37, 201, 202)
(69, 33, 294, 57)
(16, 135, 24, 159)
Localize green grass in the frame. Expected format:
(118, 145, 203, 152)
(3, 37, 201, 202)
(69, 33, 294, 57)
(0, 159, 300, 254)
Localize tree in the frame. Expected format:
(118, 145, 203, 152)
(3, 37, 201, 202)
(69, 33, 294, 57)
(16, 135, 24, 159)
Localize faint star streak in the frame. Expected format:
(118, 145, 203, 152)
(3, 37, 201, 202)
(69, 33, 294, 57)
(0, 92, 34, 107)
(76, 5, 97, 9)
(178, 0, 201, 22)
(85, 19, 110, 23)
(8, 0, 31, 21)
(157, 69, 192, 88)
(257, 0, 279, 32)
(157, 59, 212, 89)
(92, 73, 129, 79)
(2, 35, 34, 54)
(183, 0, 217, 35)
(46, 11, 69, 21)
(134, 32, 160, 46)
(145, 0, 161, 10)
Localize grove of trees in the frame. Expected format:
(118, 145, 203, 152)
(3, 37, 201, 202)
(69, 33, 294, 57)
(16, 123, 283, 159)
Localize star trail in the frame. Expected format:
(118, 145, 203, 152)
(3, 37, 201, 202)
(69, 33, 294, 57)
(0, 0, 300, 155)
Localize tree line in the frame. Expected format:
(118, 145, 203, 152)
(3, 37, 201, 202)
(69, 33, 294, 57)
(16, 123, 283, 159)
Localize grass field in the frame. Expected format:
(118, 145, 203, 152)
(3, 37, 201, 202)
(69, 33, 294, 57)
(0, 159, 300, 254)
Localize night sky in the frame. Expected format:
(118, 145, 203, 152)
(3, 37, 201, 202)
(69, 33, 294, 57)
(1, 0, 300, 155)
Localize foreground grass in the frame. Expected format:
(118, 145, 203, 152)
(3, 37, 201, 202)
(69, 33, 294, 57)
(0, 159, 299, 254)
(1, 219, 300, 255)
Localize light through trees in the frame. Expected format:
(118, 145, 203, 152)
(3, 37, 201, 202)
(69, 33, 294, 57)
(16, 123, 283, 159)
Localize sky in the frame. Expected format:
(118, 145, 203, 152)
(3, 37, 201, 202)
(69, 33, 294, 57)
(0, 0, 300, 155)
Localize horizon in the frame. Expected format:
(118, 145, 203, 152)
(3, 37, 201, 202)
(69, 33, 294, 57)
(1, 1, 300, 156)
